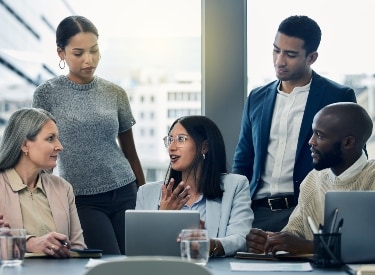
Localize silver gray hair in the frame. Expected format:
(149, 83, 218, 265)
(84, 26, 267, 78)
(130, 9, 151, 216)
(0, 108, 56, 170)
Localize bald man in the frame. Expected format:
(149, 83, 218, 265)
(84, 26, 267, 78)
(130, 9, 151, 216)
(246, 102, 375, 255)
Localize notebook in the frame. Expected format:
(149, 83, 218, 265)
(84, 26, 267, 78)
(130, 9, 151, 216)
(125, 210, 201, 256)
(324, 191, 375, 264)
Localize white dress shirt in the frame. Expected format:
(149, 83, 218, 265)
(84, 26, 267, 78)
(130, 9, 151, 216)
(255, 81, 310, 199)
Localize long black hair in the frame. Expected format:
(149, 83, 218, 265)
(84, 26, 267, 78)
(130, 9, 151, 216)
(164, 115, 227, 199)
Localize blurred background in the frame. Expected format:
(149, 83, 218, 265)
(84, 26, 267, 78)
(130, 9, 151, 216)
(0, 0, 374, 181)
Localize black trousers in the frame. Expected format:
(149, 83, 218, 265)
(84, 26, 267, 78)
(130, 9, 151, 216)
(251, 205, 296, 232)
(75, 182, 137, 255)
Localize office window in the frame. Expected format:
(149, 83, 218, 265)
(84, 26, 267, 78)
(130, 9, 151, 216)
(247, 0, 375, 157)
(77, 0, 202, 181)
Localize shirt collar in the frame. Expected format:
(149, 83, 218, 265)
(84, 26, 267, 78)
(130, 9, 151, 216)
(328, 151, 367, 183)
(6, 168, 44, 193)
(158, 194, 205, 209)
(277, 79, 312, 95)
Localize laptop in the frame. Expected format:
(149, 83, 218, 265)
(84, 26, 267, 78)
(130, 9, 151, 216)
(324, 191, 375, 263)
(125, 210, 201, 256)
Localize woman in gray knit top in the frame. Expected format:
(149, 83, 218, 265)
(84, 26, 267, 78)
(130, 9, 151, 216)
(32, 16, 145, 255)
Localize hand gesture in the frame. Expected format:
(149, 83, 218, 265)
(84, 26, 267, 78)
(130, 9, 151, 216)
(159, 178, 190, 210)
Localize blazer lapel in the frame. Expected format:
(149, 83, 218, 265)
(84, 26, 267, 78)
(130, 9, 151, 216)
(44, 183, 69, 234)
(296, 72, 326, 158)
(205, 199, 221, 237)
(259, 83, 278, 159)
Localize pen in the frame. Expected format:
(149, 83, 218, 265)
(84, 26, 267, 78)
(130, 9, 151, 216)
(60, 240, 68, 247)
(307, 216, 318, 234)
(336, 218, 344, 234)
(327, 208, 339, 247)
(318, 223, 324, 234)
(318, 234, 341, 265)
(329, 208, 339, 234)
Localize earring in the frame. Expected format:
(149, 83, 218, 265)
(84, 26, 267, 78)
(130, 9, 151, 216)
(59, 59, 65, 69)
(24, 151, 28, 156)
(202, 153, 205, 160)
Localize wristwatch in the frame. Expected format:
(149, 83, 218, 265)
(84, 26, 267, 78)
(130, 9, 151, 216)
(210, 239, 220, 257)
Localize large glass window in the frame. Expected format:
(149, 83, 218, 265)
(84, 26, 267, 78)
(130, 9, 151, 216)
(247, 0, 375, 157)
(0, 0, 201, 182)
(3, 0, 374, 178)
(65, 0, 202, 181)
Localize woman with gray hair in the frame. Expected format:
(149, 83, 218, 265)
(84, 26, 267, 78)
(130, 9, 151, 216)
(0, 108, 86, 258)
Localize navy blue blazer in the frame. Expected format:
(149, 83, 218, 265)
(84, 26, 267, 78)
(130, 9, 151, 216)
(232, 71, 356, 202)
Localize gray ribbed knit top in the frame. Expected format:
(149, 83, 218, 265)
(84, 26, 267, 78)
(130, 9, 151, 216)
(32, 75, 136, 195)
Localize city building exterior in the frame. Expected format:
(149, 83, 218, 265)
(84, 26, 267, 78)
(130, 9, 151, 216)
(0, 0, 202, 181)
(0, 0, 75, 134)
(1, 0, 374, 180)
(127, 72, 201, 181)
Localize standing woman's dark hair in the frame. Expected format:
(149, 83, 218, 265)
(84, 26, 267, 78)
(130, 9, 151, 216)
(0, 108, 55, 170)
(56, 16, 99, 50)
(165, 115, 226, 199)
(33, 15, 146, 255)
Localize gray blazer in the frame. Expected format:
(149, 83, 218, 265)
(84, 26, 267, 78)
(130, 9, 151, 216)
(136, 173, 253, 256)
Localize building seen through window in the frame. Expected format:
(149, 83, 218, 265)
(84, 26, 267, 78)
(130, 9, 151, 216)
(0, 0, 201, 182)
(248, 0, 375, 157)
(1, 0, 375, 183)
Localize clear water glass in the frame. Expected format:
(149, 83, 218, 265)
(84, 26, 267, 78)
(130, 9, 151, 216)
(0, 228, 27, 266)
(180, 229, 209, 266)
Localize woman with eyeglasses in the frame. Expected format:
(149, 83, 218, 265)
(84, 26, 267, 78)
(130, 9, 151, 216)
(136, 115, 253, 257)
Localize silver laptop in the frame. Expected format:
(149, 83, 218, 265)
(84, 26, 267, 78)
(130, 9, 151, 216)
(125, 210, 201, 256)
(324, 191, 375, 264)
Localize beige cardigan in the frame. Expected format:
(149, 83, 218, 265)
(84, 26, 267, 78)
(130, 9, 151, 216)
(0, 171, 86, 249)
(283, 159, 375, 241)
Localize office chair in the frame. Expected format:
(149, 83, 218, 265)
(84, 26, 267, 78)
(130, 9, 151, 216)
(84, 256, 213, 275)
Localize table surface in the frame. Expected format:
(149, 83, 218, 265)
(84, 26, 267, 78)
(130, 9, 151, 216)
(0, 255, 350, 275)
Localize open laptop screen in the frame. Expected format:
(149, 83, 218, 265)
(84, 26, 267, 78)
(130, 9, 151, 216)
(125, 210, 200, 256)
(324, 191, 375, 264)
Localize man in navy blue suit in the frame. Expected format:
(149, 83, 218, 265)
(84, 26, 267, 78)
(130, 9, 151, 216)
(232, 15, 357, 232)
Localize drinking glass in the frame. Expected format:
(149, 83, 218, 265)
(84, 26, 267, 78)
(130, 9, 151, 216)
(180, 229, 209, 266)
(0, 228, 27, 266)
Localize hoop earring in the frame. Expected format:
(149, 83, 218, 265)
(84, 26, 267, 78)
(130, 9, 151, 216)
(59, 59, 65, 69)
(202, 153, 205, 160)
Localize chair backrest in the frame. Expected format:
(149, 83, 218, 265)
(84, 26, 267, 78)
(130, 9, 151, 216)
(84, 256, 213, 275)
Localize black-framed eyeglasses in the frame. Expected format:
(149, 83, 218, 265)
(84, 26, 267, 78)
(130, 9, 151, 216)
(163, 134, 189, 148)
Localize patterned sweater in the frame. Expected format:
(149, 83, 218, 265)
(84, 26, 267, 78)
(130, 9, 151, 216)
(283, 159, 375, 240)
(33, 75, 136, 195)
